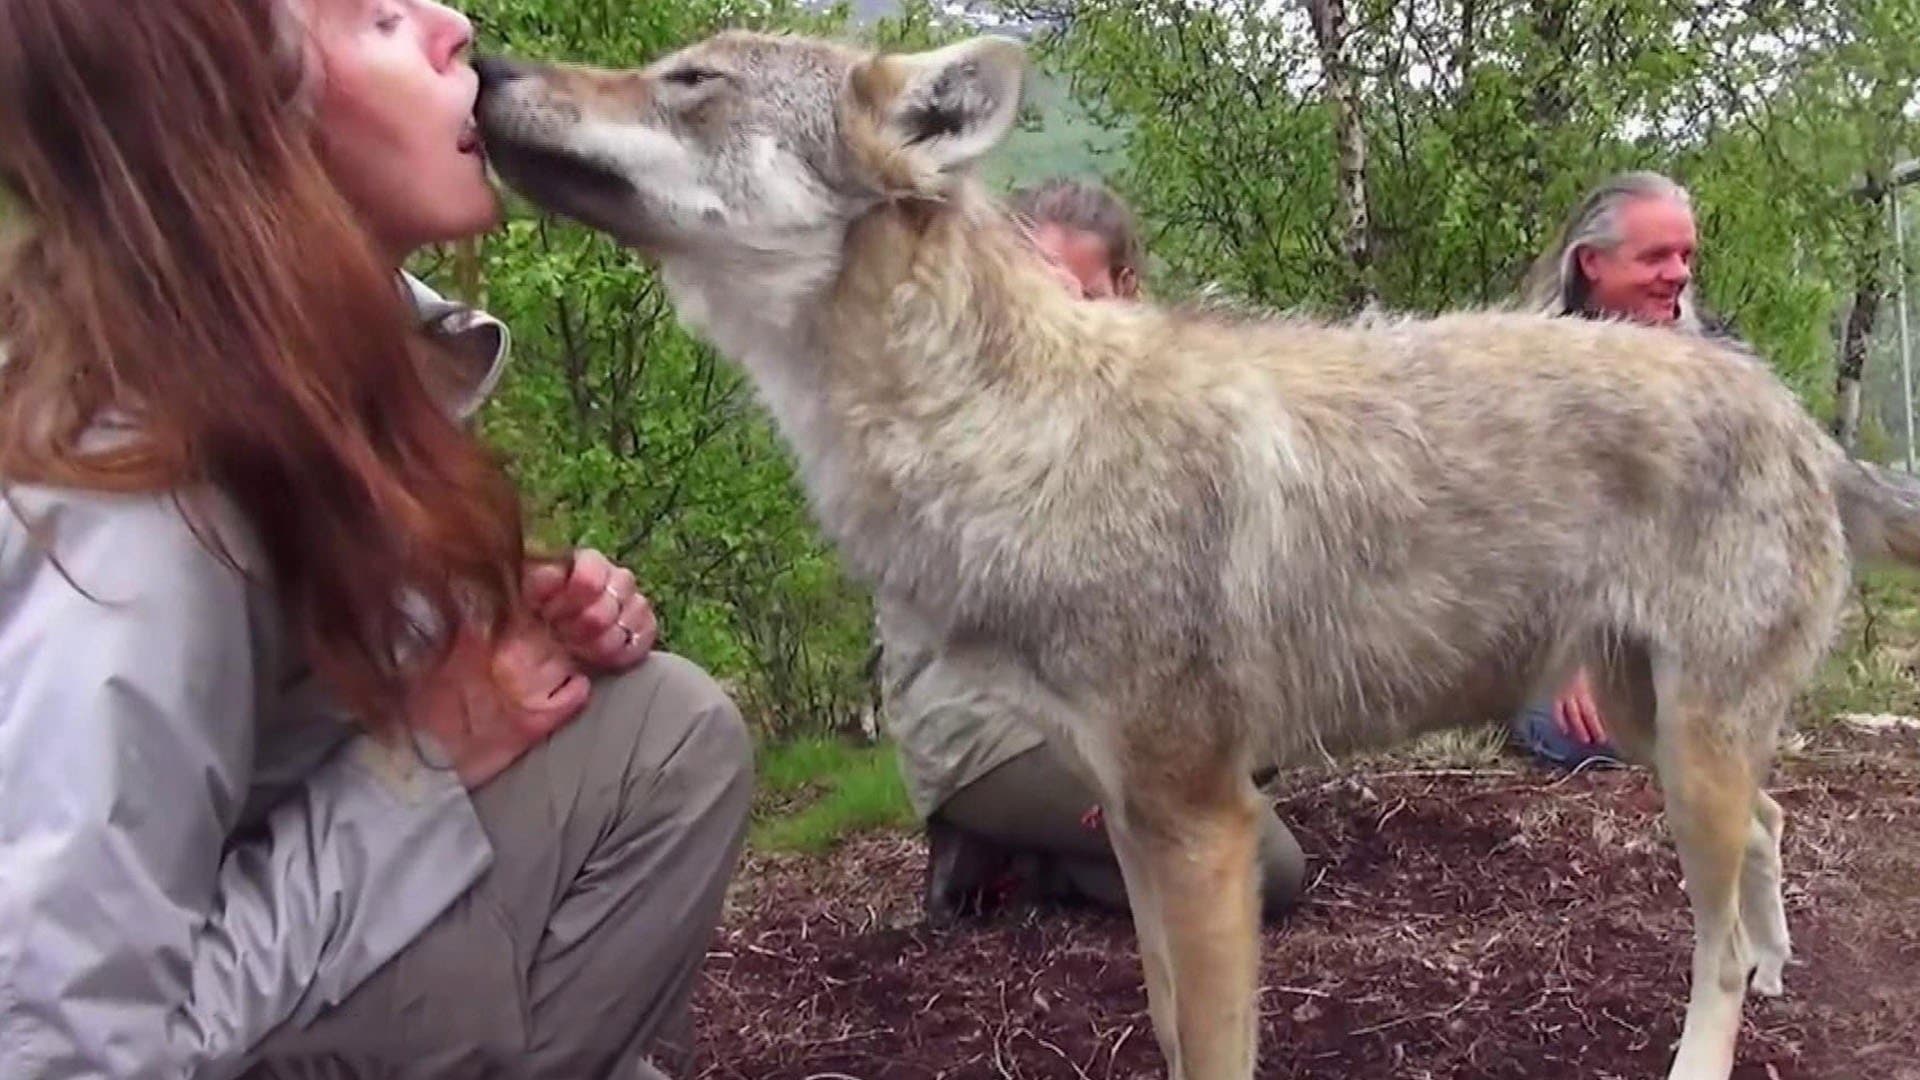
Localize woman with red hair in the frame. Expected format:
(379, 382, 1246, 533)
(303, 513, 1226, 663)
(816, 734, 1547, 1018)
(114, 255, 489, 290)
(0, 2, 751, 1076)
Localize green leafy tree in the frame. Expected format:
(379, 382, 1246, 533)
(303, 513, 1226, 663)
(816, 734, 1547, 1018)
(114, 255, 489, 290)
(1687, 0, 1920, 448)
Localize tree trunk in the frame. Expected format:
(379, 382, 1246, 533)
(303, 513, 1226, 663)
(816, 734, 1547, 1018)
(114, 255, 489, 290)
(1836, 267, 1884, 453)
(1520, 0, 1573, 235)
(1836, 183, 1891, 454)
(1454, 0, 1478, 90)
(1308, 0, 1374, 310)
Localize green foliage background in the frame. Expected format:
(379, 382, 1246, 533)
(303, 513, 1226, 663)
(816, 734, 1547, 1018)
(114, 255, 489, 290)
(1044, 0, 1920, 408)
(422, 0, 1920, 742)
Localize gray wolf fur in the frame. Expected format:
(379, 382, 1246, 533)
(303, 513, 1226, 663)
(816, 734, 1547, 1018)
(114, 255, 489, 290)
(476, 32, 1920, 1080)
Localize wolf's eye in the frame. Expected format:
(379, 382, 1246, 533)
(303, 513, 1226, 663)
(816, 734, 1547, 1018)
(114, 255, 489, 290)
(664, 67, 724, 88)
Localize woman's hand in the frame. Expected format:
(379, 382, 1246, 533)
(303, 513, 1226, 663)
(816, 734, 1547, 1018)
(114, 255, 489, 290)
(406, 620, 592, 790)
(523, 548, 657, 672)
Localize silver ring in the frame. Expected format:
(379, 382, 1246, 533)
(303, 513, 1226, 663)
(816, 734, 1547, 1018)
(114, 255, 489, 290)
(605, 583, 622, 602)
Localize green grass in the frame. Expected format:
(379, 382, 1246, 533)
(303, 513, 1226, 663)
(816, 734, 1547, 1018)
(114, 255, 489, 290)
(750, 735, 916, 855)
(1398, 724, 1513, 769)
(1799, 566, 1920, 729)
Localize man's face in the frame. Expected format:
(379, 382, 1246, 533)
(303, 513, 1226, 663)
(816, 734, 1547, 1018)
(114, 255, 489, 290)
(1575, 196, 1697, 326)
(1033, 222, 1135, 300)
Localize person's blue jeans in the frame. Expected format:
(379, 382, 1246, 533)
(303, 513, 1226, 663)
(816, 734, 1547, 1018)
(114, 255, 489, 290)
(1510, 701, 1620, 768)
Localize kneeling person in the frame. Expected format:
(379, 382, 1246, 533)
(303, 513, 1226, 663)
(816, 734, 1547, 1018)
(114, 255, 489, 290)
(880, 602, 1306, 924)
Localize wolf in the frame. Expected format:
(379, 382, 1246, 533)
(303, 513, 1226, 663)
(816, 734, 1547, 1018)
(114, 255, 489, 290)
(474, 31, 1920, 1080)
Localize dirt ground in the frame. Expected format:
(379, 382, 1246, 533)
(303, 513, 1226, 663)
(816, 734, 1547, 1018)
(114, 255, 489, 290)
(690, 725, 1920, 1079)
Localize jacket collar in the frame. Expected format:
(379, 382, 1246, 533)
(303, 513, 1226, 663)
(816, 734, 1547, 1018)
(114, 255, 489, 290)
(400, 271, 511, 422)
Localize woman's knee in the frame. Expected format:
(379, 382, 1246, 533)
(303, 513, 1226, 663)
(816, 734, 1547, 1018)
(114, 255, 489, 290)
(608, 651, 751, 771)
(667, 658, 755, 814)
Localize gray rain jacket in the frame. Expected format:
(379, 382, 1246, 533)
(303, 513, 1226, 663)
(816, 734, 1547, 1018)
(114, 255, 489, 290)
(0, 275, 509, 1079)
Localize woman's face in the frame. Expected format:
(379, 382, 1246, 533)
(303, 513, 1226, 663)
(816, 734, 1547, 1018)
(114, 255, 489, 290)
(306, 0, 495, 263)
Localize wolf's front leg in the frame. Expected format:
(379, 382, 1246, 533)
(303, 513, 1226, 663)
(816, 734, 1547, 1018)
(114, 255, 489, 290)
(1108, 774, 1264, 1080)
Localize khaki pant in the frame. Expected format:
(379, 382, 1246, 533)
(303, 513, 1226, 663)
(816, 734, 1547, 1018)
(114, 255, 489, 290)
(938, 739, 1306, 918)
(244, 653, 754, 1080)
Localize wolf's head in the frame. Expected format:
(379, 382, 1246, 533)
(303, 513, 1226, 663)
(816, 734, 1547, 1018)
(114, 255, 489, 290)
(474, 31, 1028, 259)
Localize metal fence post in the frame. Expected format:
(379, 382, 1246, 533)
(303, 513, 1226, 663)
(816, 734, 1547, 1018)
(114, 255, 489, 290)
(1897, 192, 1915, 472)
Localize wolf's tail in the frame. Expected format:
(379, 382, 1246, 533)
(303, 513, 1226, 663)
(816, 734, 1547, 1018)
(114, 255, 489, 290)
(1833, 457, 1920, 567)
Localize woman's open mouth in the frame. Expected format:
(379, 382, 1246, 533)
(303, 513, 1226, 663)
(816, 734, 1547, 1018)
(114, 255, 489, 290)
(458, 120, 485, 158)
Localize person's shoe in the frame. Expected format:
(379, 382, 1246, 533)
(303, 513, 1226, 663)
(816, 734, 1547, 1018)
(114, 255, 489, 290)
(923, 817, 1011, 928)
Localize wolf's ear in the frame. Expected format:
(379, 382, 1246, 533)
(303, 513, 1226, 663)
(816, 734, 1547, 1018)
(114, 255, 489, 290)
(846, 36, 1027, 188)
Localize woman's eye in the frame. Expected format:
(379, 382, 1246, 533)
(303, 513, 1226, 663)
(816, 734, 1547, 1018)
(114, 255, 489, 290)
(374, 9, 403, 33)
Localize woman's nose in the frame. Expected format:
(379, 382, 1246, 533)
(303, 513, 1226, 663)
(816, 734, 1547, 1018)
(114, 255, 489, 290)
(423, 2, 475, 72)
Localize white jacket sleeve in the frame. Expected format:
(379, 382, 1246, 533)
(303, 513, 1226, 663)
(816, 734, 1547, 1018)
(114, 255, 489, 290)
(0, 488, 493, 1079)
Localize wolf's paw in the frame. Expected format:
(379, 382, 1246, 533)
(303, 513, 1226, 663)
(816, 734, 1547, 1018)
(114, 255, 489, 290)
(1749, 951, 1788, 998)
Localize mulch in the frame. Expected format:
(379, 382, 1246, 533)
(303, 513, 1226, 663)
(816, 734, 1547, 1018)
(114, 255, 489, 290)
(689, 725, 1920, 1079)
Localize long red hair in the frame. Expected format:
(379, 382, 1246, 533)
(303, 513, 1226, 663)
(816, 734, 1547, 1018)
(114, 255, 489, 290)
(0, 0, 525, 720)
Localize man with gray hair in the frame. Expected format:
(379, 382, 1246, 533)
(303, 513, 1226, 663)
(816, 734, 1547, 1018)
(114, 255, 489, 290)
(1512, 169, 1730, 768)
(1520, 169, 1728, 335)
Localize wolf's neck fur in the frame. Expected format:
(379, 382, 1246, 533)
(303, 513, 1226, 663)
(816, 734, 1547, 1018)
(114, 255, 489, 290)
(825, 194, 1115, 599)
(659, 184, 1150, 622)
